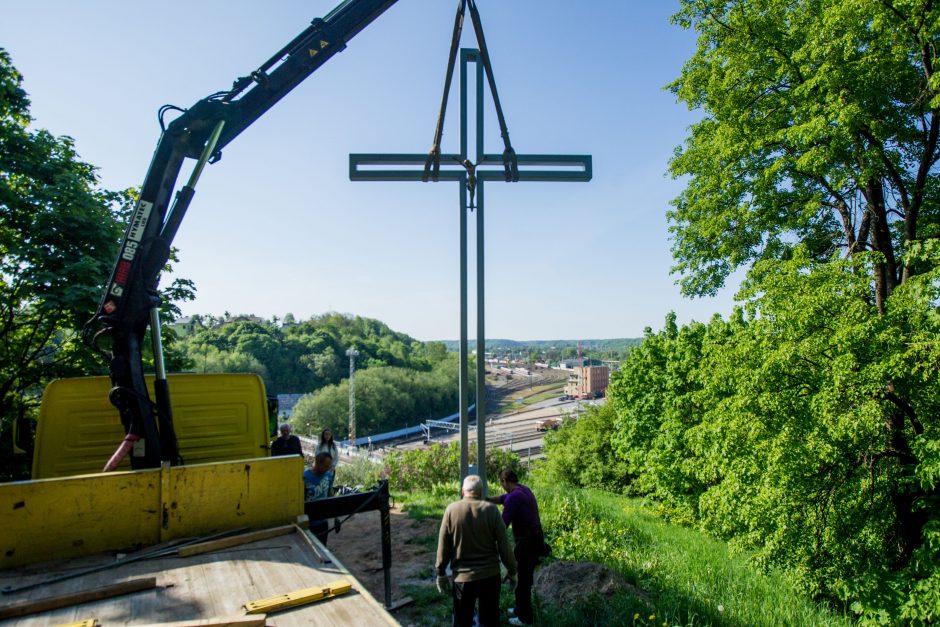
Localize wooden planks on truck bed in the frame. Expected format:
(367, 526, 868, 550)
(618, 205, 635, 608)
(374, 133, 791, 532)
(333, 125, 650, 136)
(0, 577, 156, 619)
(0, 526, 399, 626)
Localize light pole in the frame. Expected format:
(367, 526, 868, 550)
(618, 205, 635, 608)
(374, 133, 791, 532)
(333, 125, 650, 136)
(346, 346, 359, 444)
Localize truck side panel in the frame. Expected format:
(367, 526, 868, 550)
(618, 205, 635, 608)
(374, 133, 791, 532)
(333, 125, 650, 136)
(0, 456, 303, 569)
(34, 373, 270, 479)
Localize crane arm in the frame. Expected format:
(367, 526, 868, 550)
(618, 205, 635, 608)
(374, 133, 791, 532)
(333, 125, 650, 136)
(84, 0, 400, 470)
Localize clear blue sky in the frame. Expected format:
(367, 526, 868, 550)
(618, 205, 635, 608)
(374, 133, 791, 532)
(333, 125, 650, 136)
(1, 0, 738, 341)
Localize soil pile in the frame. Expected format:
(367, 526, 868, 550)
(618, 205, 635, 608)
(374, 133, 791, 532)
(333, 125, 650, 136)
(534, 560, 647, 607)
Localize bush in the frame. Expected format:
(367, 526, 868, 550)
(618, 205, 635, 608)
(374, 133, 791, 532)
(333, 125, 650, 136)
(335, 453, 382, 489)
(538, 402, 630, 493)
(382, 441, 520, 492)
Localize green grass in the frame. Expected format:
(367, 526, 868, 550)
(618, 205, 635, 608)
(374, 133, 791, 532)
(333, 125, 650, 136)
(535, 485, 852, 626)
(391, 483, 853, 627)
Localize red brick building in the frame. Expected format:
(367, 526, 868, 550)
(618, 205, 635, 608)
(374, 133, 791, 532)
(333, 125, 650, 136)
(564, 365, 610, 399)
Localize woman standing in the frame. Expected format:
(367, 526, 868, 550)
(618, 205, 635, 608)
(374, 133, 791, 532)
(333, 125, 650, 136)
(315, 427, 340, 482)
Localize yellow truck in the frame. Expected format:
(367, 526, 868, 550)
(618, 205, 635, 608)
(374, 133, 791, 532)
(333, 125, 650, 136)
(1, 1, 406, 621)
(0, 373, 398, 625)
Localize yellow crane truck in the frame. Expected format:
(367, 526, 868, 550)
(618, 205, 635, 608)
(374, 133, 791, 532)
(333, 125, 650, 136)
(0, 1, 405, 622)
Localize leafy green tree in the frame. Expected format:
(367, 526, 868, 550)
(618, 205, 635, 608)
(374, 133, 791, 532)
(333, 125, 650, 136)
(0, 51, 195, 480)
(177, 312, 451, 397)
(605, 312, 727, 523)
(662, 2, 940, 618)
(291, 354, 466, 437)
(605, 249, 940, 620)
(669, 0, 939, 306)
(537, 402, 630, 494)
(193, 346, 267, 380)
(0, 50, 118, 478)
(690, 251, 940, 619)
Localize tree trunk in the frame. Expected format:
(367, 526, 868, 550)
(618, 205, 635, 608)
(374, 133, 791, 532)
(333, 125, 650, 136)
(886, 410, 925, 567)
(865, 179, 897, 314)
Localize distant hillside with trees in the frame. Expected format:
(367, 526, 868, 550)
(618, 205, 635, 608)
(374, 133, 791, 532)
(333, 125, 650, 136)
(440, 338, 641, 362)
(173, 313, 468, 437)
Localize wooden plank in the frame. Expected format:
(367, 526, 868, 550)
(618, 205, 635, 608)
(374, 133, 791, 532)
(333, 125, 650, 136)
(243, 580, 352, 613)
(0, 577, 157, 620)
(290, 525, 401, 626)
(132, 615, 266, 627)
(177, 525, 295, 557)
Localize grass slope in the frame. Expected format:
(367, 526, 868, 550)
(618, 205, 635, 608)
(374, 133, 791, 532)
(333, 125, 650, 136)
(392, 483, 851, 626)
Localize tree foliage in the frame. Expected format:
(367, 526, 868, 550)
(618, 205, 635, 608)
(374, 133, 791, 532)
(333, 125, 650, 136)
(538, 402, 630, 494)
(175, 313, 460, 437)
(290, 353, 469, 438)
(0, 50, 193, 481)
(669, 0, 940, 309)
(599, 248, 940, 621)
(0, 49, 120, 426)
(632, 2, 940, 620)
(177, 312, 444, 395)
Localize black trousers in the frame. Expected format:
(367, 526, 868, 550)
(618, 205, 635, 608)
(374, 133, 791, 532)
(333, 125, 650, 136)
(452, 575, 501, 627)
(310, 519, 329, 546)
(513, 535, 540, 625)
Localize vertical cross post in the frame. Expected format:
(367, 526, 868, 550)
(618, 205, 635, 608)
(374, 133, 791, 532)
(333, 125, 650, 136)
(350, 48, 591, 491)
(347, 346, 359, 444)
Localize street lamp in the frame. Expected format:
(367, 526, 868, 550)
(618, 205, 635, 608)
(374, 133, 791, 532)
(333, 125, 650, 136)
(346, 346, 359, 444)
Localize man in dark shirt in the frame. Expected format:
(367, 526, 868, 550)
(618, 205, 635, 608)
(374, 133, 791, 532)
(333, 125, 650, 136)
(271, 423, 302, 457)
(487, 469, 545, 626)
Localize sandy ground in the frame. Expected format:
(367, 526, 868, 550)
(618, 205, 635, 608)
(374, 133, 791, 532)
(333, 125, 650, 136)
(326, 503, 440, 607)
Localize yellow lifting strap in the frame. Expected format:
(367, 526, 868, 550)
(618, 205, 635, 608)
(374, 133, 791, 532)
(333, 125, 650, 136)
(243, 580, 353, 614)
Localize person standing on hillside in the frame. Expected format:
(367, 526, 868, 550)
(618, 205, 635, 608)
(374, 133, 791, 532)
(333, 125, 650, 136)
(436, 474, 517, 627)
(487, 469, 546, 626)
(315, 427, 339, 483)
(270, 423, 302, 457)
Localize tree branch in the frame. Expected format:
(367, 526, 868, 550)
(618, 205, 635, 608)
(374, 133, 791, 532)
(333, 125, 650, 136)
(884, 386, 924, 435)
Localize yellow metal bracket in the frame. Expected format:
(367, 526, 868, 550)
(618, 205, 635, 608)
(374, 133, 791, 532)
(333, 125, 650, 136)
(243, 580, 353, 614)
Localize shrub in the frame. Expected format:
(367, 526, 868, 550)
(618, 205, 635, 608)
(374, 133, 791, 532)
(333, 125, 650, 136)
(382, 441, 520, 492)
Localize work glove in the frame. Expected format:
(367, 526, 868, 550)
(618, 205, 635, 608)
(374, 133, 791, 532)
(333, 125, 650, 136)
(436, 575, 451, 594)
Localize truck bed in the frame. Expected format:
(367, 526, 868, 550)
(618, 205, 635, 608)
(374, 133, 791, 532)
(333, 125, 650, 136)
(0, 525, 398, 626)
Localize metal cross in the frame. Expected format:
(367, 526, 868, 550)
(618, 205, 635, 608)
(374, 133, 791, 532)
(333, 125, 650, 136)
(350, 48, 591, 490)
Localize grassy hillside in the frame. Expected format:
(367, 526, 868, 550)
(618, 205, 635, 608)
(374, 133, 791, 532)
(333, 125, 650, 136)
(390, 481, 851, 626)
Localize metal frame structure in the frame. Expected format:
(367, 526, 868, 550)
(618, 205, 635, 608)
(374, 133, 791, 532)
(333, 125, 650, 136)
(350, 48, 591, 491)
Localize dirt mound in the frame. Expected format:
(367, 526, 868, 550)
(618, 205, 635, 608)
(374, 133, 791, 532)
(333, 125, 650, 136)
(534, 560, 649, 608)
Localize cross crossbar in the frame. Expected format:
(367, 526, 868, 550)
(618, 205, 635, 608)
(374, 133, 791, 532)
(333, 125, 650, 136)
(350, 153, 591, 182)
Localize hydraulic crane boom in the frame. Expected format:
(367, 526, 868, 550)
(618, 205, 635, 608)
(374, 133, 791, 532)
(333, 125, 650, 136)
(83, 0, 400, 471)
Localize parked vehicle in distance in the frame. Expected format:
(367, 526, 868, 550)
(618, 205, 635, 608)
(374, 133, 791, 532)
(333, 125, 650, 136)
(536, 418, 561, 431)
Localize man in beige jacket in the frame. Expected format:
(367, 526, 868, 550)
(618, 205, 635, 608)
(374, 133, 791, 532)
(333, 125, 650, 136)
(436, 474, 517, 626)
